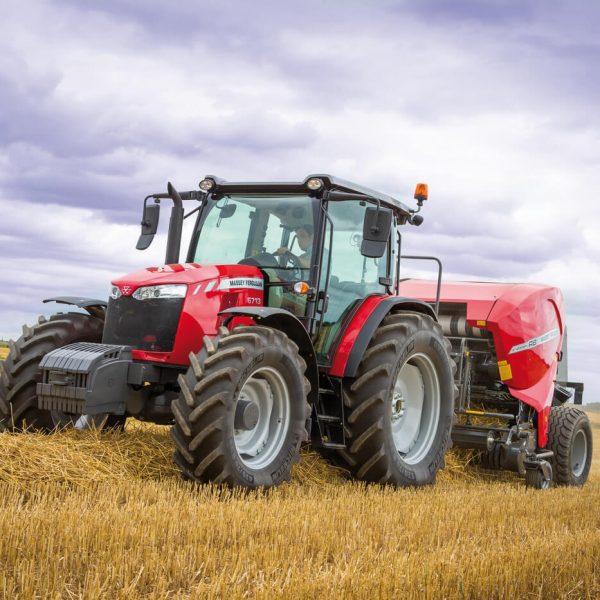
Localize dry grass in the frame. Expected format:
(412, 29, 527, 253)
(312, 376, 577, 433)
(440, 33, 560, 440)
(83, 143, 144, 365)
(0, 347, 8, 361)
(0, 415, 598, 599)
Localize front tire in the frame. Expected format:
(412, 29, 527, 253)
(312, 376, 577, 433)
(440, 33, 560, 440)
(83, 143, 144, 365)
(171, 326, 311, 488)
(339, 312, 456, 486)
(547, 405, 592, 486)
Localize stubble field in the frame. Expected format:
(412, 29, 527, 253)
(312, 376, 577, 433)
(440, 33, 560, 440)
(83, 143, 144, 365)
(0, 410, 598, 599)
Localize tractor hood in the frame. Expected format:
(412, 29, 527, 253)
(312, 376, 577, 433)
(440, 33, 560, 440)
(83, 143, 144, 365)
(111, 263, 263, 295)
(105, 263, 265, 365)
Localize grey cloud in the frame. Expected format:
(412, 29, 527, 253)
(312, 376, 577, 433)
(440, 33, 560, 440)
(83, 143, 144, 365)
(1, 0, 599, 400)
(397, 0, 537, 25)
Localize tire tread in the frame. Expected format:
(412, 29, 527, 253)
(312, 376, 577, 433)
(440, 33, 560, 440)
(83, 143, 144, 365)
(337, 310, 456, 486)
(171, 326, 311, 488)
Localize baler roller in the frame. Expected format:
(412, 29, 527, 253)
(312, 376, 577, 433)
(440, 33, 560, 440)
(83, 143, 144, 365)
(438, 315, 489, 339)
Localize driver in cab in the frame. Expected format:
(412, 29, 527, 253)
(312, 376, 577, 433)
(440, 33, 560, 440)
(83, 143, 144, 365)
(277, 224, 314, 268)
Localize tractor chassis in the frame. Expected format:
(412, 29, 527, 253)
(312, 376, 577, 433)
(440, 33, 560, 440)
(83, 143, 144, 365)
(36, 342, 183, 425)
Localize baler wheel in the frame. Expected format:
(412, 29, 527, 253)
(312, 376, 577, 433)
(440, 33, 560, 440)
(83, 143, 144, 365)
(547, 405, 592, 486)
(0, 313, 120, 431)
(480, 443, 503, 470)
(339, 311, 456, 486)
(525, 463, 553, 490)
(171, 326, 311, 488)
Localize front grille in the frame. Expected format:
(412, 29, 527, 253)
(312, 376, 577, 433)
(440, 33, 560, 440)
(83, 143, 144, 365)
(102, 296, 184, 352)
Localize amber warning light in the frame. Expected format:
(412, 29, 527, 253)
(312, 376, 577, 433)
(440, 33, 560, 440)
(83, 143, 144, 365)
(414, 183, 428, 202)
(294, 281, 310, 295)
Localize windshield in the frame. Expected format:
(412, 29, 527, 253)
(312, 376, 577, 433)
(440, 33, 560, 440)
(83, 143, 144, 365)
(191, 194, 318, 281)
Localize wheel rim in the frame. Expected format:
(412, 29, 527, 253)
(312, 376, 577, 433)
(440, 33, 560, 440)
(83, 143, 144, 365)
(571, 429, 588, 477)
(390, 353, 441, 465)
(234, 366, 291, 469)
(51, 412, 109, 431)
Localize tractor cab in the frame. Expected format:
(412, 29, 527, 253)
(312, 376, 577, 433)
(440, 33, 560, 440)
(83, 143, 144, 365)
(151, 174, 426, 364)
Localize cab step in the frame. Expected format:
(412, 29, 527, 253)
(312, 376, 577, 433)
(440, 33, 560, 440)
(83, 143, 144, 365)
(320, 442, 346, 450)
(316, 414, 342, 424)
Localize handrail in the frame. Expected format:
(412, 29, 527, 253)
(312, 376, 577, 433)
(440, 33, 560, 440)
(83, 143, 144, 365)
(399, 255, 443, 315)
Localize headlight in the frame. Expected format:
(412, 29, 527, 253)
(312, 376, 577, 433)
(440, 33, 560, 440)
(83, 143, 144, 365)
(110, 285, 121, 300)
(132, 284, 188, 301)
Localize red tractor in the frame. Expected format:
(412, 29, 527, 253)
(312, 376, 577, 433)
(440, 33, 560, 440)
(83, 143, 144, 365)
(0, 175, 591, 489)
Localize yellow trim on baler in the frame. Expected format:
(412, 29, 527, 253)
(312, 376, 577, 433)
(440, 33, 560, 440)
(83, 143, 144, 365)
(476, 320, 486, 327)
(498, 360, 513, 381)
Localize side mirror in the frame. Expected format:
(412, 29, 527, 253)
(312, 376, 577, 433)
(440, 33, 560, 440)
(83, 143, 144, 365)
(361, 206, 392, 258)
(136, 201, 160, 250)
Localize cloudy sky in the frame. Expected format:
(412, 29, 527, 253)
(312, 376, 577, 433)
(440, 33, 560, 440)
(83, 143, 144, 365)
(1, 0, 598, 400)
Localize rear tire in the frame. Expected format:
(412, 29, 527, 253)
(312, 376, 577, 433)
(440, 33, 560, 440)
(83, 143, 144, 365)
(171, 326, 311, 488)
(339, 311, 456, 486)
(0, 313, 111, 431)
(547, 405, 592, 486)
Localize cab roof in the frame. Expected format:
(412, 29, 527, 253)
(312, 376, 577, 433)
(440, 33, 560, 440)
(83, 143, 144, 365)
(203, 173, 412, 218)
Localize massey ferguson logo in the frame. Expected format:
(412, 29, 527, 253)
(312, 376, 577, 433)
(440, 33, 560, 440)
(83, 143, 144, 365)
(217, 277, 264, 291)
(120, 285, 132, 295)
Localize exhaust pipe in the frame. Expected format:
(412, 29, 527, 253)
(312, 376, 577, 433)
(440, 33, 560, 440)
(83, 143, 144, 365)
(165, 182, 184, 264)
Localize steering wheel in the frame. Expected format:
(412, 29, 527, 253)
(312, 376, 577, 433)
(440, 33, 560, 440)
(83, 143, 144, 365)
(239, 251, 303, 282)
(238, 252, 280, 268)
(274, 250, 301, 269)
(272, 250, 304, 281)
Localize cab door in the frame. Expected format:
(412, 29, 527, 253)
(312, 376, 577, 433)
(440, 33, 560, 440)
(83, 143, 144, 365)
(314, 200, 390, 361)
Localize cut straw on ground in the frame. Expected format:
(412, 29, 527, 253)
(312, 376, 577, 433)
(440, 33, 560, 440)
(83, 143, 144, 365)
(0, 414, 598, 598)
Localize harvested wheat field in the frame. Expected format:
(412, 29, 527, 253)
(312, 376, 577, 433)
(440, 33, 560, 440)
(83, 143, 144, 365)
(0, 413, 598, 599)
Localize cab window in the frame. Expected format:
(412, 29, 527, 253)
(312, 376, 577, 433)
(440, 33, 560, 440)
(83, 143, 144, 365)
(316, 200, 389, 359)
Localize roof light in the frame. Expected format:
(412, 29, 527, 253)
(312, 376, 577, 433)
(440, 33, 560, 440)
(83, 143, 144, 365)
(414, 183, 428, 202)
(306, 178, 324, 191)
(199, 178, 215, 192)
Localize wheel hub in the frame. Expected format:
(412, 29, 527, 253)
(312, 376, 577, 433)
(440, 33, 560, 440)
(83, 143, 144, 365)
(391, 393, 405, 421)
(234, 400, 260, 431)
(571, 429, 588, 477)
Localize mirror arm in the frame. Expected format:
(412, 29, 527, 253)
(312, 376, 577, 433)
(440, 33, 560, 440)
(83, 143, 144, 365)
(369, 198, 382, 236)
(184, 205, 202, 220)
